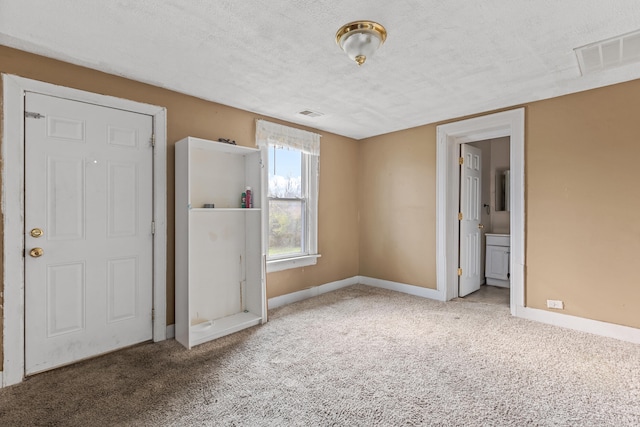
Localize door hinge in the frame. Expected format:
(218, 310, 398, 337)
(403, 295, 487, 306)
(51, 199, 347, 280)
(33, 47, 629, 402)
(150, 134, 156, 147)
(151, 221, 156, 235)
(459, 157, 464, 165)
(458, 268, 463, 276)
(25, 111, 45, 119)
(152, 308, 155, 322)
(458, 212, 463, 221)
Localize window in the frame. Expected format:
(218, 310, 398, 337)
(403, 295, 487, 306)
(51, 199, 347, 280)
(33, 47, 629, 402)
(256, 120, 320, 272)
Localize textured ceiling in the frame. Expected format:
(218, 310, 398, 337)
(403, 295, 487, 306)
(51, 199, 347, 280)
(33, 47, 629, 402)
(2, 1, 640, 140)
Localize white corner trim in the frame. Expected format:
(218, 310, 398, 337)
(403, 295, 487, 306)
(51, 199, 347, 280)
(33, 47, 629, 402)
(152, 105, 168, 343)
(360, 276, 446, 301)
(266, 254, 321, 273)
(267, 276, 358, 309)
(515, 306, 640, 345)
(2, 74, 167, 388)
(268, 276, 446, 311)
(2, 74, 26, 388)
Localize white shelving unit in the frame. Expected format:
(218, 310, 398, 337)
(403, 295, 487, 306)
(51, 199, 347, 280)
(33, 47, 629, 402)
(175, 137, 266, 349)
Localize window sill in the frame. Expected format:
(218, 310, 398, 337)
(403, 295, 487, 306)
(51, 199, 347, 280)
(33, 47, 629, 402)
(266, 254, 321, 273)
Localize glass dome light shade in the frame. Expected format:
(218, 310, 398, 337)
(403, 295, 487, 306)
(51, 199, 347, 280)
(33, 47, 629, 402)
(336, 21, 387, 66)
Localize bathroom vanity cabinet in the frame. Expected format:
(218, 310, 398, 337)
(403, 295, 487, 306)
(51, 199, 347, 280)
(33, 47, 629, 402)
(485, 233, 510, 288)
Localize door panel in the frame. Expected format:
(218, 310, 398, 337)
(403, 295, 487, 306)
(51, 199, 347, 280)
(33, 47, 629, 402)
(487, 246, 509, 280)
(459, 144, 483, 297)
(107, 257, 139, 322)
(47, 156, 85, 240)
(108, 161, 139, 237)
(46, 262, 85, 336)
(25, 92, 154, 375)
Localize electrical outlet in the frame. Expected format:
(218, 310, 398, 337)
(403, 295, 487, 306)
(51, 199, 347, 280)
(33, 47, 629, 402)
(546, 299, 564, 309)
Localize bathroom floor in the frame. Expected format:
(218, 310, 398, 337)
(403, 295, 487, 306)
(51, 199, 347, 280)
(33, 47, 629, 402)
(460, 284, 510, 306)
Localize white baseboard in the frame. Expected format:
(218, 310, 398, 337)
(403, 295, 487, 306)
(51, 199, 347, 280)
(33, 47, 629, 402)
(515, 305, 640, 345)
(267, 276, 359, 309)
(269, 275, 640, 345)
(359, 276, 446, 301)
(166, 324, 175, 339)
(268, 276, 445, 310)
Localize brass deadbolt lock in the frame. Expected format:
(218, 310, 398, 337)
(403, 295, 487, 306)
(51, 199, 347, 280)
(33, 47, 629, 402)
(30, 228, 44, 238)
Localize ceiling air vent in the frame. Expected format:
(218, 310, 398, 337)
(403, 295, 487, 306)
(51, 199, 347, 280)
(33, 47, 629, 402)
(575, 29, 640, 75)
(298, 110, 324, 118)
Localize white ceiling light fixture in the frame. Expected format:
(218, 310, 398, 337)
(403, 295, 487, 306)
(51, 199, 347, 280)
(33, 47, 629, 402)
(336, 21, 387, 66)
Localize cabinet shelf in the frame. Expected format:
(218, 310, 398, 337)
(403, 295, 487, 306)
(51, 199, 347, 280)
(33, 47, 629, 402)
(189, 311, 262, 347)
(175, 137, 266, 349)
(190, 208, 262, 212)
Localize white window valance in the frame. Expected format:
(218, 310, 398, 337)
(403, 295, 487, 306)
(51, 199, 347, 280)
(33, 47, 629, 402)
(255, 119, 320, 156)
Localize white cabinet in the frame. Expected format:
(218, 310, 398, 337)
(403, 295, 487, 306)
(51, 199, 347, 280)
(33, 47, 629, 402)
(485, 234, 510, 288)
(175, 137, 266, 349)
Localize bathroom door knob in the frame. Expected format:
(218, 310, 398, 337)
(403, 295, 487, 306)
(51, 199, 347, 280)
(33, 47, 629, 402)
(478, 224, 484, 229)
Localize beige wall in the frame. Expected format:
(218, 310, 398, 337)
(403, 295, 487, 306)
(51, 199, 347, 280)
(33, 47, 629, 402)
(0, 46, 360, 368)
(267, 134, 360, 298)
(3, 43, 640, 374)
(526, 83, 640, 328)
(359, 81, 640, 330)
(358, 126, 437, 287)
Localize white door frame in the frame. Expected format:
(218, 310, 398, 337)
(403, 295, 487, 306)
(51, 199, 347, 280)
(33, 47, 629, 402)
(2, 74, 168, 387)
(436, 108, 525, 315)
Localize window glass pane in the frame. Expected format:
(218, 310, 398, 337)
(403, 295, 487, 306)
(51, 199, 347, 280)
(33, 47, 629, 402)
(268, 199, 304, 257)
(268, 146, 302, 198)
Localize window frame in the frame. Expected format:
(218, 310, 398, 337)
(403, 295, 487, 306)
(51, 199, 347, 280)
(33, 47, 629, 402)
(256, 120, 321, 273)
(265, 146, 319, 272)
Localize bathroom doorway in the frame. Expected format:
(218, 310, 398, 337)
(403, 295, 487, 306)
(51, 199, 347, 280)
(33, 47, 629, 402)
(462, 137, 511, 305)
(435, 108, 524, 316)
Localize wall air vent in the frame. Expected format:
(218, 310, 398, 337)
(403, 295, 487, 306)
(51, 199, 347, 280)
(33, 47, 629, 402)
(298, 110, 324, 118)
(575, 29, 640, 76)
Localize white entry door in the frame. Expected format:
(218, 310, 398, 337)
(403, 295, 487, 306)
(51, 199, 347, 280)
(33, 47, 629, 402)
(459, 144, 483, 297)
(24, 92, 154, 375)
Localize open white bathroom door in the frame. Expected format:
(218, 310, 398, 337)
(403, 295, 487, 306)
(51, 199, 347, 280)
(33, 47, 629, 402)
(459, 144, 483, 297)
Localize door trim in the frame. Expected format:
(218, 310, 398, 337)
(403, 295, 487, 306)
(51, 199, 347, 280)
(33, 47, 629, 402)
(436, 108, 525, 314)
(2, 74, 168, 387)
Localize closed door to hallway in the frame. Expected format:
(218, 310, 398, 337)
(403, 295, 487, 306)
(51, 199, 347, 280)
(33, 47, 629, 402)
(24, 92, 154, 375)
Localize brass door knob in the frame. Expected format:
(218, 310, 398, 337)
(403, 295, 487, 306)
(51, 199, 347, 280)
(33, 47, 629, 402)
(30, 228, 44, 238)
(478, 224, 485, 229)
(29, 247, 44, 258)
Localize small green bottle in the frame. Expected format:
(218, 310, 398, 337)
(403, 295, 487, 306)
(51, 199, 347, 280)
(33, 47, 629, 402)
(241, 192, 246, 208)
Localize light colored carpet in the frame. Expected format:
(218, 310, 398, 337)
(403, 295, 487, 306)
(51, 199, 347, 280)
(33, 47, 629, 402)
(0, 284, 638, 426)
